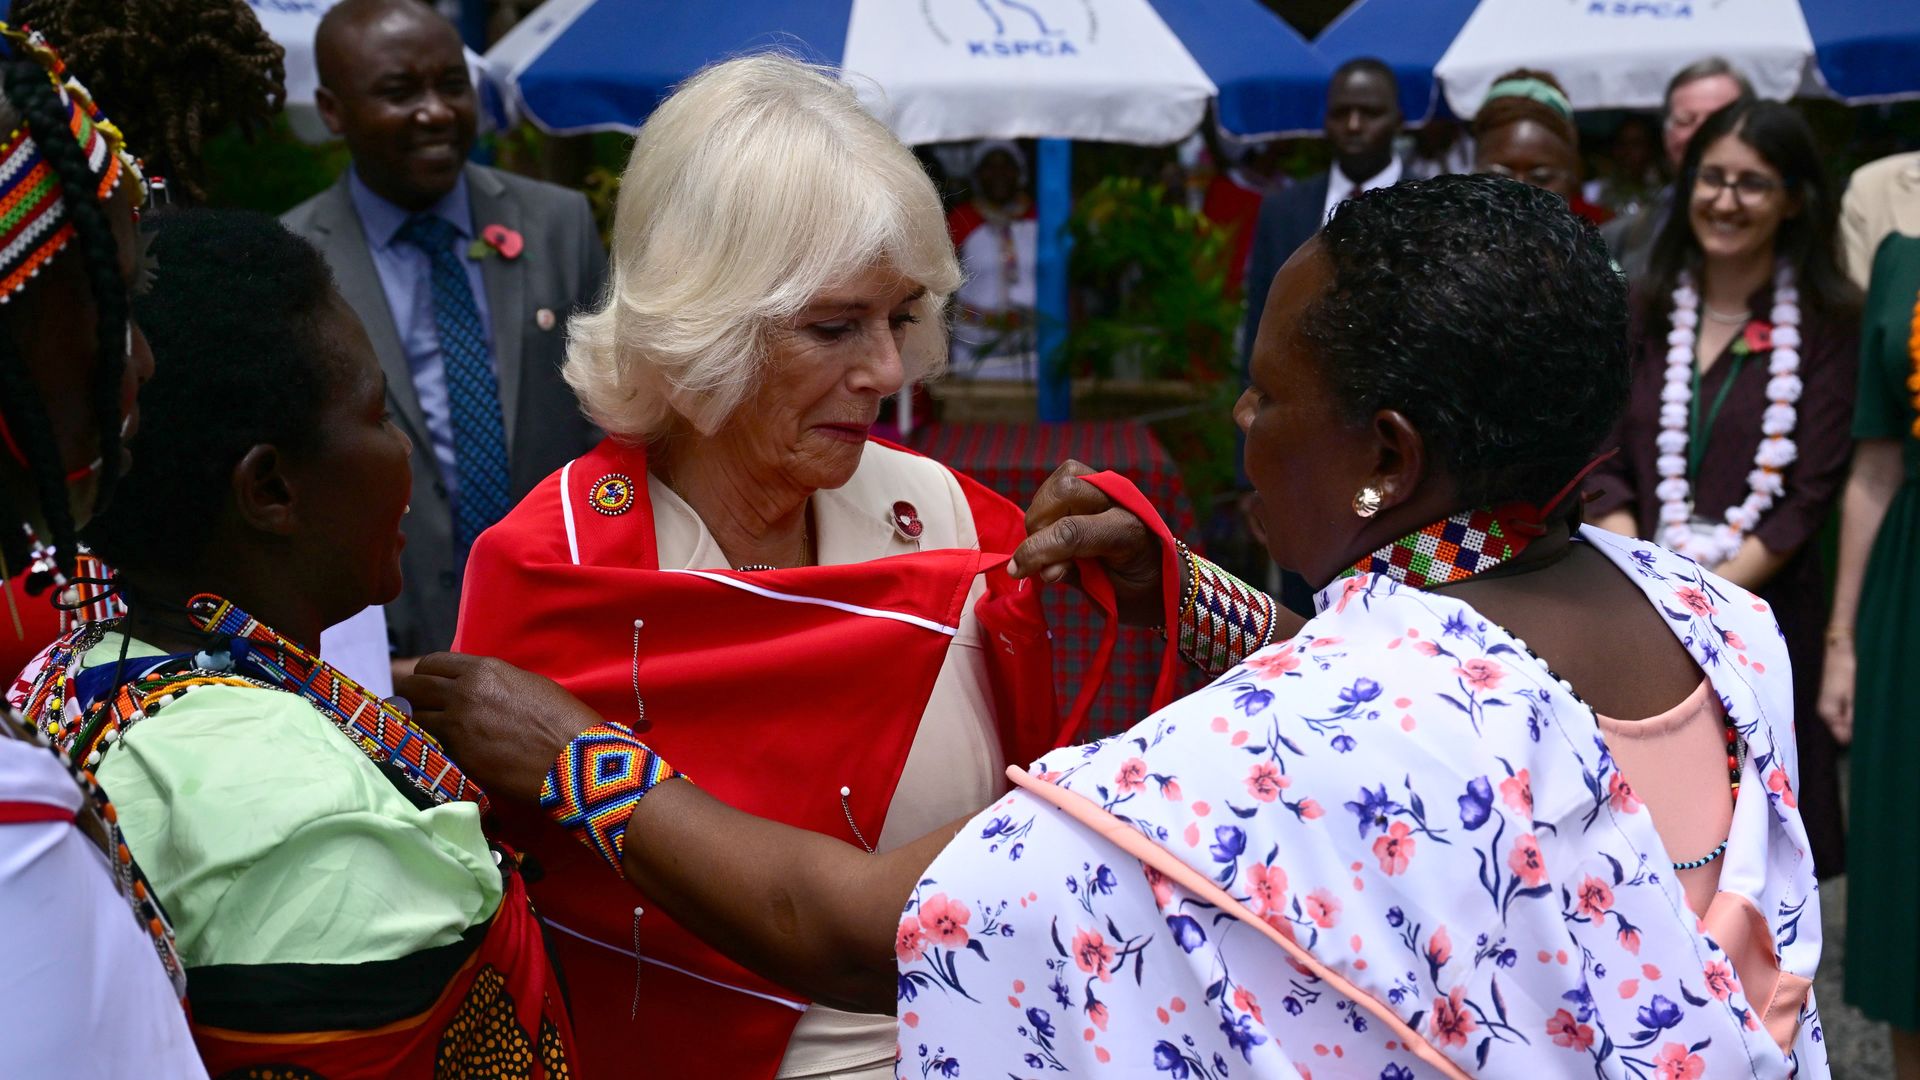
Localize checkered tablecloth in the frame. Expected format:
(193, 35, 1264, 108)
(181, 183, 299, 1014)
(908, 421, 1204, 741)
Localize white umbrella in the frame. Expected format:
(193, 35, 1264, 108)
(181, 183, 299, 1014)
(1429, 0, 1916, 118)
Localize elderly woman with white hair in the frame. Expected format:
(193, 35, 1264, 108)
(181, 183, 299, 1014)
(451, 55, 1084, 1080)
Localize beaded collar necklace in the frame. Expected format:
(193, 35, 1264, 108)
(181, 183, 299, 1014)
(21, 595, 487, 815)
(1338, 493, 1743, 872)
(1339, 506, 1523, 588)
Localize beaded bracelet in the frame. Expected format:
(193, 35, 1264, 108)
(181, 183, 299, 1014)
(1173, 542, 1283, 677)
(541, 721, 686, 874)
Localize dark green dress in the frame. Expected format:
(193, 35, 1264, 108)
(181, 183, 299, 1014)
(1846, 232, 1920, 1030)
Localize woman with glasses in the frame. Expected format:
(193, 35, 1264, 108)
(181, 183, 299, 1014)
(1589, 99, 1859, 879)
(1471, 68, 1612, 225)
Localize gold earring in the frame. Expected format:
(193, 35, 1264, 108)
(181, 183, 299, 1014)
(1352, 487, 1383, 518)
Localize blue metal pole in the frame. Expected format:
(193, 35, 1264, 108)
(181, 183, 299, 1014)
(1035, 138, 1072, 423)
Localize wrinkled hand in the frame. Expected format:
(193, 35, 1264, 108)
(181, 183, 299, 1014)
(1007, 460, 1166, 627)
(1815, 641, 1854, 747)
(398, 652, 606, 804)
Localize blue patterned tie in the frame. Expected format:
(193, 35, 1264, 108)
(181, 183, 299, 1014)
(396, 213, 510, 550)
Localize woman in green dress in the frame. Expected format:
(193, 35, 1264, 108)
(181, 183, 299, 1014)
(1820, 230, 1920, 1079)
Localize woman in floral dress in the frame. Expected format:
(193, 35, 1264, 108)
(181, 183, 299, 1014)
(410, 176, 1827, 1078)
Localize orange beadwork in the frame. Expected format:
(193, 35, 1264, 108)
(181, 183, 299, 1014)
(1907, 285, 1920, 438)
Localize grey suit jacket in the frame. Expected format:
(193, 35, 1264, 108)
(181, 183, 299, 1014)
(283, 163, 606, 656)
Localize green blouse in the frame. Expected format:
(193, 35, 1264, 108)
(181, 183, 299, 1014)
(1852, 233, 1920, 458)
(88, 633, 503, 968)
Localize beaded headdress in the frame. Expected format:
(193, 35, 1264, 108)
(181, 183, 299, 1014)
(0, 22, 145, 302)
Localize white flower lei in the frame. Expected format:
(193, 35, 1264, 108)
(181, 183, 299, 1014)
(1656, 262, 1800, 568)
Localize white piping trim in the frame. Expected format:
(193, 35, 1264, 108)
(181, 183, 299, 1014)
(542, 918, 808, 1011)
(661, 569, 959, 636)
(560, 460, 580, 566)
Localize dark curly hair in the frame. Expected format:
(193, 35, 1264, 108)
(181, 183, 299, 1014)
(84, 209, 337, 576)
(0, 57, 132, 583)
(1642, 99, 1856, 328)
(12, 0, 285, 203)
(1303, 174, 1630, 508)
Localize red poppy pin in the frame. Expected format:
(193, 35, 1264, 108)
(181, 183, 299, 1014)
(467, 224, 524, 261)
(1742, 320, 1773, 354)
(891, 500, 924, 540)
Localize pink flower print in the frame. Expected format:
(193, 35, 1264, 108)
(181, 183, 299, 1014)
(1245, 761, 1289, 802)
(1507, 833, 1548, 886)
(1426, 925, 1452, 969)
(1115, 757, 1149, 795)
(1336, 576, 1367, 613)
(1246, 862, 1287, 915)
(1072, 927, 1117, 981)
(1766, 767, 1798, 808)
(1674, 586, 1716, 618)
(1145, 865, 1174, 910)
(1304, 888, 1341, 929)
(1723, 630, 1746, 651)
(1088, 1000, 1110, 1031)
(1546, 1009, 1595, 1051)
(1609, 770, 1644, 813)
(1372, 821, 1416, 875)
(895, 916, 928, 962)
(1618, 926, 1642, 955)
(1500, 769, 1533, 816)
(1298, 798, 1325, 820)
(1703, 959, 1738, 1001)
(1233, 986, 1265, 1024)
(1161, 779, 1183, 801)
(1655, 1042, 1706, 1080)
(1247, 649, 1300, 680)
(1455, 658, 1505, 692)
(1414, 640, 1442, 656)
(1429, 987, 1477, 1049)
(1576, 876, 1615, 921)
(918, 893, 970, 948)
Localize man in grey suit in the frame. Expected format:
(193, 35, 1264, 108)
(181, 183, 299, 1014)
(284, 0, 604, 669)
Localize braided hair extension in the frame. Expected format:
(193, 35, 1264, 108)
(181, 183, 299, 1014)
(0, 58, 131, 583)
(11, 0, 285, 203)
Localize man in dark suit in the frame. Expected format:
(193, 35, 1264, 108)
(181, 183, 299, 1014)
(284, 0, 604, 669)
(1242, 59, 1403, 370)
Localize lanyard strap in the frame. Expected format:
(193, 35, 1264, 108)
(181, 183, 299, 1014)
(1688, 351, 1748, 483)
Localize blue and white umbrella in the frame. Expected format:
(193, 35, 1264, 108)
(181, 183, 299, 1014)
(1316, 0, 1920, 120)
(486, 0, 1329, 144)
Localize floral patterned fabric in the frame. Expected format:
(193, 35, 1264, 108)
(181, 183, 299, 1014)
(898, 527, 1825, 1078)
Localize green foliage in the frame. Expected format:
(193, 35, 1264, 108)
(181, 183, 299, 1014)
(198, 112, 349, 214)
(1062, 176, 1240, 384)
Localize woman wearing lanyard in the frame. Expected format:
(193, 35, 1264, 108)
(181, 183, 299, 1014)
(1588, 99, 1859, 879)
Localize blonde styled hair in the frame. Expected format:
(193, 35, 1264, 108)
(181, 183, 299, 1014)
(565, 54, 961, 440)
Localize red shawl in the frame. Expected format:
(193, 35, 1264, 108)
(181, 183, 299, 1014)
(455, 437, 1093, 1079)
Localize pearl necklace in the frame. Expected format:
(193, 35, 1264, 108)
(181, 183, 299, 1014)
(1656, 263, 1800, 568)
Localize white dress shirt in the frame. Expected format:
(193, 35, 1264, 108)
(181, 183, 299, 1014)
(1324, 155, 1405, 222)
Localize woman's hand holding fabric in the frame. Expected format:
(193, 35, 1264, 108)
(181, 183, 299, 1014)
(398, 653, 605, 804)
(1008, 459, 1166, 626)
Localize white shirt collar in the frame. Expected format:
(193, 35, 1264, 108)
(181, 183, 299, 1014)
(1324, 156, 1404, 221)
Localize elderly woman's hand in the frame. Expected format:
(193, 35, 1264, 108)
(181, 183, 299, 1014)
(397, 653, 605, 804)
(1008, 460, 1168, 627)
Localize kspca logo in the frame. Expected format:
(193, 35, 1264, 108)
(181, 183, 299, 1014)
(1578, 0, 1724, 18)
(922, 0, 1097, 58)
